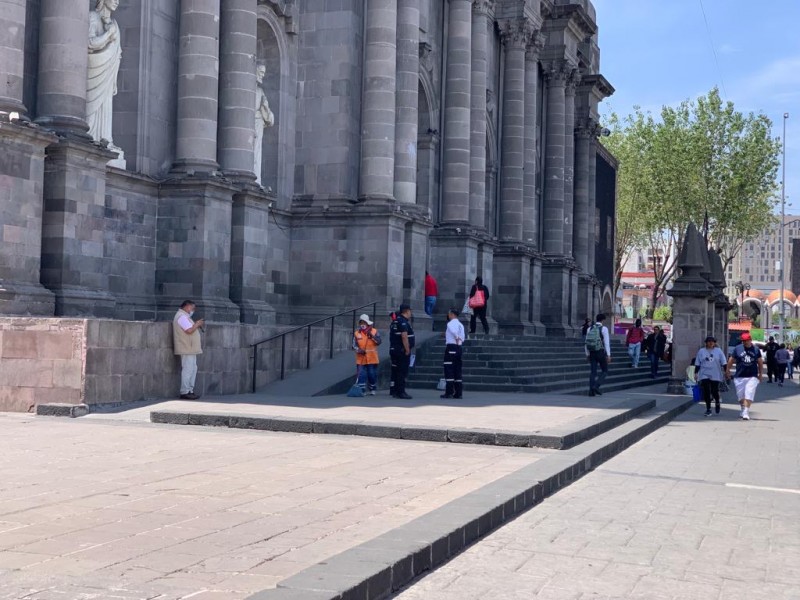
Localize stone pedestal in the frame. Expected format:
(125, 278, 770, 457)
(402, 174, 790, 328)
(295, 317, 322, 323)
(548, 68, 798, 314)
(0, 123, 57, 315)
(429, 228, 481, 320)
(528, 258, 546, 334)
(492, 246, 536, 334)
(540, 259, 577, 336)
(40, 139, 118, 317)
(403, 218, 433, 313)
(230, 185, 276, 325)
(156, 177, 240, 322)
(577, 274, 593, 322)
(667, 294, 711, 394)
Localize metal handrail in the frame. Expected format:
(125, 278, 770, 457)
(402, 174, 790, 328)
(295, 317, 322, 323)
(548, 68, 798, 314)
(251, 301, 379, 392)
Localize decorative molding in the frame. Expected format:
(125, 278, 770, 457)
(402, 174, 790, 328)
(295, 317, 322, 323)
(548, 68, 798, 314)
(499, 18, 535, 49)
(542, 59, 577, 84)
(472, 0, 494, 18)
(525, 31, 546, 60)
(419, 41, 434, 74)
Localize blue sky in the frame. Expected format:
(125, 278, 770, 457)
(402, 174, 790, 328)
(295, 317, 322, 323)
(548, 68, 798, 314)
(593, 0, 800, 210)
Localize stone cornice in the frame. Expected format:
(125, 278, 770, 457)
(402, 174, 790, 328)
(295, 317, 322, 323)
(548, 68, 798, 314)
(499, 17, 536, 49)
(550, 3, 597, 38)
(579, 73, 615, 100)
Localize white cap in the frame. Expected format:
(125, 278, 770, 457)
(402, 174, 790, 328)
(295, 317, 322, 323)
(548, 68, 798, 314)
(359, 314, 373, 326)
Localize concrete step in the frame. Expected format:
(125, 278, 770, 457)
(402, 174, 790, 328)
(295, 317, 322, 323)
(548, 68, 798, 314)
(407, 374, 670, 395)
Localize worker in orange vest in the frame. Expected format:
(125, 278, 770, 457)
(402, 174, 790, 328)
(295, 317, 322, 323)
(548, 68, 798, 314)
(353, 314, 382, 395)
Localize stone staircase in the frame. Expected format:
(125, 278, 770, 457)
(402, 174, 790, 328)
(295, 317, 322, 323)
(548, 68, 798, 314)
(407, 334, 670, 395)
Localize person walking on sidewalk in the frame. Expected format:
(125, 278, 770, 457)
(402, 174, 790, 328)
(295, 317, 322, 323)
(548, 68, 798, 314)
(468, 277, 490, 335)
(775, 343, 791, 387)
(353, 314, 382, 395)
(625, 318, 646, 368)
(585, 313, 611, 396)
(644, 325, 667, 378)
(389, 304, 415, 400)
(173, 300, 204, 400)
(441, 308, 465, 399)
(694, 336, 727, 416)
(424, 271, 438, 318)
(725, 331, 763, 421)
(764, 335, 779, 383)
(787, 343, 795, 380)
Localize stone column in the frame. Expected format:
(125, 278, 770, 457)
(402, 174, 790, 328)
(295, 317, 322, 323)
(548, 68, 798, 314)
(394, 0, 418, 204)
(440, 0, 472, 223)
(523, 36, 543, 246)
(35, 0, 90, 135)
(469, 0, 491, 229)
(360, 0, 397, 201)
(0, 0, 27, 115)
(217, 0, 258, 182)
(541, 62, 568, 255)
(563, 74, 578, 257)
(573, 121, 593, 272)
(587, 136, 598, 272)
(173, 0, 222, 173)
(498, 19, 529, 241)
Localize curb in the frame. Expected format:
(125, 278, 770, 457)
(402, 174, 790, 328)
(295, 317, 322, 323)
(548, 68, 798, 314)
(244, 396, 693, 600)
(150, 397, 655, 450)
(35, 403, 90, 418)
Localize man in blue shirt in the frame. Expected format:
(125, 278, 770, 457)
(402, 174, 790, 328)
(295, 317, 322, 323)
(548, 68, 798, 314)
(725, 332, 763, 421)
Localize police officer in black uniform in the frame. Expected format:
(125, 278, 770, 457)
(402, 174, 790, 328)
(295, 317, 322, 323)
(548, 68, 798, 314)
(389, 303, 415, 399)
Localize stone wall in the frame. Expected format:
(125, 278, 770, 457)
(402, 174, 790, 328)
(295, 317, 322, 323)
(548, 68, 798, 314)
(0, 318, 356, 412)
(0, 318, 86, 412)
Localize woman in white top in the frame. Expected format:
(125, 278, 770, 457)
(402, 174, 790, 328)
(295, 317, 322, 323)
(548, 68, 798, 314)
(694, 335, 727, 416)
(442, 308, 465, 399)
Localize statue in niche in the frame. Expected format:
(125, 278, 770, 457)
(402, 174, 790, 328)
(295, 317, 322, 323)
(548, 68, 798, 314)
(254, 64, 275, 185)
(87, 0, 125, 167)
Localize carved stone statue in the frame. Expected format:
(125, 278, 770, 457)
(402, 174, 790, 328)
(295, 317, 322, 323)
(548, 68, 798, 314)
(254, 64, 275, 185)
(87, 0, 125, 167)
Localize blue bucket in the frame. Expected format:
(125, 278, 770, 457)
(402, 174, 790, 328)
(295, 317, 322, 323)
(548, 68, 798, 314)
(692, 384, 702, 402)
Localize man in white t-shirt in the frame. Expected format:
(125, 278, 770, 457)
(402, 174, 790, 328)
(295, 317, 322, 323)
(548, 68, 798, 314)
(442, 308, 466, 399)
(585, 313, 612, 396)
(172, 300, 205, 400)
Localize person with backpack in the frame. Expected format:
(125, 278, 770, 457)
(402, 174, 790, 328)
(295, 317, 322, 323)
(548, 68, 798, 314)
(644, 325, 667, 378)
(585, 313, 611, 396)
(352, 314, 382, 395)
(468, 276, 490, 335)
(625, 318, 646, 368)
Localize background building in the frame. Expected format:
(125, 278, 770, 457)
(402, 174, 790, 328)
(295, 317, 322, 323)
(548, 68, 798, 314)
(0, 0, 615, 335)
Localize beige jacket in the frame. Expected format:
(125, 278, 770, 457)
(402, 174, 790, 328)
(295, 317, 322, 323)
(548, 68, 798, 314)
(173, 309, 202, 355)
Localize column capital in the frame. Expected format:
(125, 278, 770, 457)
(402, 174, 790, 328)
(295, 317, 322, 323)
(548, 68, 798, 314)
(472, 0, 495, 17)
(525, 31, 546, 61)
(499, 18, 535, 49)
(543, 60, 578, 85)
(565, 69, 582, 94)
(575, 117, 602, 139)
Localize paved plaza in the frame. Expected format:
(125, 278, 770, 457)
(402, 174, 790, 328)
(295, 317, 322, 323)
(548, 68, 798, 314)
(395, 382, 800, 600)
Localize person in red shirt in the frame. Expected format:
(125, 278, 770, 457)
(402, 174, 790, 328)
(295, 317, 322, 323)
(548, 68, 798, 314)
(625, 318, 645, 368)
(424, 271, 438, 317)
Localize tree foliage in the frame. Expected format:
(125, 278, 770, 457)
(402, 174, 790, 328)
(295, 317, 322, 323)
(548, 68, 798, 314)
(604, 88, 781, 316)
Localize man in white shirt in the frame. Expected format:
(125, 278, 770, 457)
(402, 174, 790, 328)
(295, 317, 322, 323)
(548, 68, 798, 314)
(173, 300, 205, 400)
(585, 312, 612, 396)
(442, 308, 466, 399)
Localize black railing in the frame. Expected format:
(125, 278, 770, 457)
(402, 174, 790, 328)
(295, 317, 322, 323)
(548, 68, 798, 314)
(250, 301, 379, 392)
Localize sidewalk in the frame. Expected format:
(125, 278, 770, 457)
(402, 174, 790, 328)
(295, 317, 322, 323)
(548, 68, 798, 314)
(393, 380, 800, 600)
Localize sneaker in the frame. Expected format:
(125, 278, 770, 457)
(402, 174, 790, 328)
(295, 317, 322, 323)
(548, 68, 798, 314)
(742, 411, 750, 421)
(440, 393, 454, 399)
(396, 392, 413, 400)
(179, 393, 199, 400)
(715, 404, 721, 414)
(704, 410, 712, 417)
(779, 383, 784, 387)
(593, 388, 602, 395)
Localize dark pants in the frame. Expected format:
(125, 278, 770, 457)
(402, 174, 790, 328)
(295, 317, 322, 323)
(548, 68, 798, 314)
(700, 379, 720, 411)
(470, 306, 489, 334)
(649, 352, 660, 377)
(767, 359, 777, 382)
(777, 363, 787, 384)
(443, 344, 463, 398)
(589, 350, 608, 391)
(390, 350, 410, 396)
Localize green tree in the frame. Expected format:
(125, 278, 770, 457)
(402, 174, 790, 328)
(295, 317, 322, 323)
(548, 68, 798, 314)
(605, 89, 781, 317)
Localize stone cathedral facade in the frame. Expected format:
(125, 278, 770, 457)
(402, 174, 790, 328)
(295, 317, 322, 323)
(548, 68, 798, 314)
(0, 0, 615, 335)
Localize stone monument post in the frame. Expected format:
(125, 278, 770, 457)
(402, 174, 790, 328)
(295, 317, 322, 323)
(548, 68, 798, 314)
(667, 224, 714, 394)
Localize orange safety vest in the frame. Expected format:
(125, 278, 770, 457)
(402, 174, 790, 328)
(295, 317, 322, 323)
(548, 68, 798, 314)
(354, 327, 380, 365)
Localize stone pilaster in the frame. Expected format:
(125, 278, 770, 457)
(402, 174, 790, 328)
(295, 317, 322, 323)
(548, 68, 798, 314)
(173, 0, 221, 173)
(218, 0, 258, 182)
(40, 140, 118, 317)
(493, 246, 538, 334)
(523, 35, 544, 246)
(563, 72, 578, 257)
(469, 0, 492, 229)
(0, 123, 58, 315)
(394, 0, 419, 204)
(541, 61, 570, 255)
(360, 0, 397, 201)
(441, 0, 472, 224)
(0, 0, 27, 115)
(35, 0, 90, 136)
(498, 18, 531, 242)
(428, 230, 480, 320)
(573, 119, 594, 273)
(156, 179, 240, 322)
(230, 186, 276, 324)
(587, 136, 598, 272)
